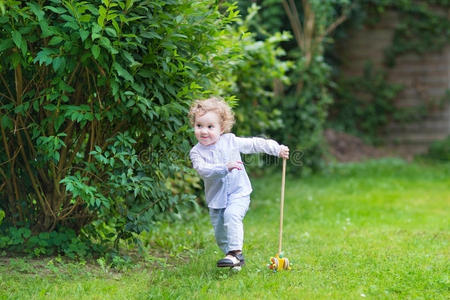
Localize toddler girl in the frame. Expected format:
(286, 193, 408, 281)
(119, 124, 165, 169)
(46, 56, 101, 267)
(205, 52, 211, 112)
(189, 97, 289, 268)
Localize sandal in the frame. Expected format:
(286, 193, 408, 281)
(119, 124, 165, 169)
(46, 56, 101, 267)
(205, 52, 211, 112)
(217, 251, 245, 268)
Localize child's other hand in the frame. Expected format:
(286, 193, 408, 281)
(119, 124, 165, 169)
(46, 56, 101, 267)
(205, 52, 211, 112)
(227, 161, 243, 171)
(279, 145, 289, 159)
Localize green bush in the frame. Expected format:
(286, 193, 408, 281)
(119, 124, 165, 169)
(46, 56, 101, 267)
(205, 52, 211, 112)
(0, 226, 97, 258)
(272, 56, 334, 173)
(422, 136, 450, 162)
(233, 0, 353, 173)
(0, 0, 241, 254)
(214, 4, 292, 136)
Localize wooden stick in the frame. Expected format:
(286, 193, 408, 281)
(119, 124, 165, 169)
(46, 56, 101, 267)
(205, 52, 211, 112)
(278, 158, 287, 255)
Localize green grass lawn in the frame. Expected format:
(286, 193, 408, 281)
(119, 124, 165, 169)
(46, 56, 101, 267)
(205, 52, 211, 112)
(1, 158, 449, 299)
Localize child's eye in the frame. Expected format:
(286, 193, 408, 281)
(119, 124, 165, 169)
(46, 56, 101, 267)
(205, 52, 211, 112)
(208, 125, 214, 129)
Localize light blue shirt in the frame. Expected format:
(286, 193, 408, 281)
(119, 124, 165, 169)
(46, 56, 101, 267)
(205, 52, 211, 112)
(190, 133, 281, 209)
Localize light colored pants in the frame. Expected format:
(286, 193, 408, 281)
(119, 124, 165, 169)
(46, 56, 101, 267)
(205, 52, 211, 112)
(209, 196, 250, 254)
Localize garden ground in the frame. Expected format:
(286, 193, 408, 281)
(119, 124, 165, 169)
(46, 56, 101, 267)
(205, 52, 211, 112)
(1, 158, 449, 299)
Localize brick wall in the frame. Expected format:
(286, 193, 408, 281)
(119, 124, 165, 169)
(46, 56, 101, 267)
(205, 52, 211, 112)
(336, 11, 450, 154)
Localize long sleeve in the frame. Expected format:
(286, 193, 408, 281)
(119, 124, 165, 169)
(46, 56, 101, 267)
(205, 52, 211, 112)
(190, 150, 228, 180)
(234, 136, 281, 157)
(189, 133, 274, 209)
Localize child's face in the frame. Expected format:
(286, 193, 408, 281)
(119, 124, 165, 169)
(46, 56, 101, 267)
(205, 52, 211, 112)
(194, 111, 223, 146)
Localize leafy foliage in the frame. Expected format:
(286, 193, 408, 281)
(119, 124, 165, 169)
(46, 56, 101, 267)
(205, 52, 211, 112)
(236, 0, 287, 37)
(216, 4, 292, 136)
(233, 1, 353, 172)
(352, 0, 450, 66)
(0, 226, 98, 258)
(0, 0, 241, 254)
(422, 136, 450, 161)
(329, 63, 403, 144)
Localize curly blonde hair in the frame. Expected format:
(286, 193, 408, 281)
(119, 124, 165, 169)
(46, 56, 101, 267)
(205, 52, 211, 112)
(188, 97, 235, 133)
